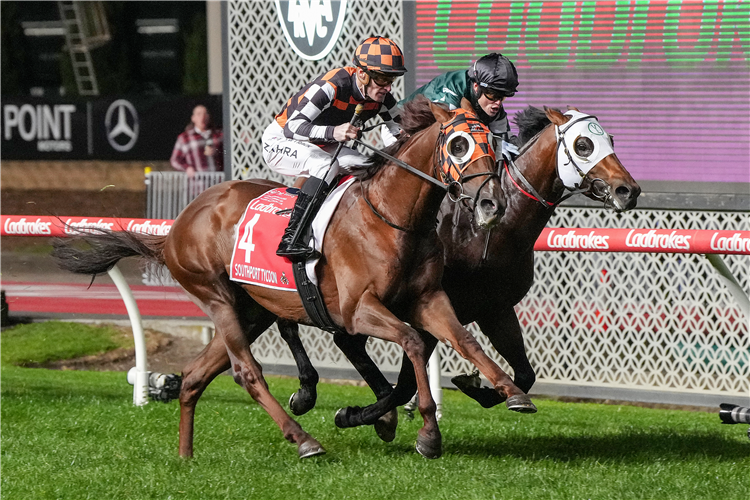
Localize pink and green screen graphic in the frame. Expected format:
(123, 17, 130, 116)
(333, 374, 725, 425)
(414, 0, 750, 185)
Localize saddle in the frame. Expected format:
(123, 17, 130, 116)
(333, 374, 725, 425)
(230, 179, 354, 334)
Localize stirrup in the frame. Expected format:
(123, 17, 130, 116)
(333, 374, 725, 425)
(276, 244, 320, 261)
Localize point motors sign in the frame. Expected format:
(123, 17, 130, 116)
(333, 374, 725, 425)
(3, 103, 77, 153)
(276, 0, 347, 61)
(1, 95, 221, 161)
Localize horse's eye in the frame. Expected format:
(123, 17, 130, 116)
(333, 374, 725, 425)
(449, 136, 470, 158)
(574, 136, 595, 157)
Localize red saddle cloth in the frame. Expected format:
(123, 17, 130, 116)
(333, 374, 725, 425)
(230, 188, 298, 291)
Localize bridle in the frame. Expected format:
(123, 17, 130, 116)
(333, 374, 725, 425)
(353, 111, 500, 232)
(504, 112, 621, 211)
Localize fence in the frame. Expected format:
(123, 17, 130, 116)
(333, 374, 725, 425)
(145, 171, 225, 220)
(250, 208, 750, 408)
(140, 165, 746, 408)
(3, 210, 748, 408)
(142, 171, 225, 286)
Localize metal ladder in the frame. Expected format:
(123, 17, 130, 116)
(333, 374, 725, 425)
(57, 1, 109, 96)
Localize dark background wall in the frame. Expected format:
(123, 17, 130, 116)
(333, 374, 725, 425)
(1, 1, 208, 97)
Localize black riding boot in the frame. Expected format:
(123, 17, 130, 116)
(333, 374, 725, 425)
(276, 177, 329, 260)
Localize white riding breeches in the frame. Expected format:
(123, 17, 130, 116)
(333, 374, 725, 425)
(262, 121, 368, 185)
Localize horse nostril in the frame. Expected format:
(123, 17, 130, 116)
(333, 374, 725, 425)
(615, 185, 631, 198)
(614, 184, 640, 210)
(479, 198, 498, 216)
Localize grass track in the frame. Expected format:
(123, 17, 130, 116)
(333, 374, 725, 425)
(2, 323, 749, 499)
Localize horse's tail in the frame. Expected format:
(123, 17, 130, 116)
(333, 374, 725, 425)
(52, 229, 167, 277)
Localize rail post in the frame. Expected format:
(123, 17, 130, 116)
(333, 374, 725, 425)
(107, 264, 149, 405)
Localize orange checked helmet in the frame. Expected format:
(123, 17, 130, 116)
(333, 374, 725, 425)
(353, 36, 407, 76)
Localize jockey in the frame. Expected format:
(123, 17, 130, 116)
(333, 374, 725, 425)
(262, 36, 407, 260)
(387, 53, 519, 160)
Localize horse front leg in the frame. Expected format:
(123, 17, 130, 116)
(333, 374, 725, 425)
(416, 292, 537, 414)
(347, 291, 442, 458)
(277, 319, 319, 416)
(452, 308, 536, 408)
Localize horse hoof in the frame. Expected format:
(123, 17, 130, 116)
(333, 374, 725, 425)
(374, 409, 398, 442)
(298, 438, 326, 459)
(334, 407, 357, 428)
(506, 394, 537, 413)
(289, 392, 314, 416)
(415, 432, 442, 459)
(451, 370, 481, 391)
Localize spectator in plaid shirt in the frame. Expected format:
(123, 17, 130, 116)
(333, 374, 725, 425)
(262, 36, 407, 260)
(170, 105, 223, 177)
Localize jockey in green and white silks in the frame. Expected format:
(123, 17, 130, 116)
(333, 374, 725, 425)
(385, 53, 519, 160)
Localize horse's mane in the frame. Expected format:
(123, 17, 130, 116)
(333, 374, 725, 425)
(513, 106, 560, 147)
(346, 95, 438, 181)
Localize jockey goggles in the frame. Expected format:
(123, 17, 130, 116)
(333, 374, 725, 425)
(481, 88, 508, 102)
(364, 69, 398, 87)
(438, 108, 496, 181)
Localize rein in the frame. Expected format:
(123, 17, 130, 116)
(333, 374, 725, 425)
(358, 179, 434, 235)
(353, 138, 445, 234)
(353, 138, 448, 192)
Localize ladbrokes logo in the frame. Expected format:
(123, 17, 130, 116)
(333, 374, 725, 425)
(710, 232, 750, 253)
(275, 0, 347, 61)
(64, 218, 115, 235)
(546, 229, 610, 250)
(625, 229, 691, 250)
(127, 220, 171, 236)
(3, 217, 52, 235)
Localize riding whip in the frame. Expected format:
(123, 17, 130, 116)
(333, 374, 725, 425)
(331, 103, 364, 163)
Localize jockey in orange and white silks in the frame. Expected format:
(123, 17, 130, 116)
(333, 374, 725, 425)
(262, 36, 407, 260)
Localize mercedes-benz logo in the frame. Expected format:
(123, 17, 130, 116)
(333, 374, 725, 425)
(105, 99, 139, 152)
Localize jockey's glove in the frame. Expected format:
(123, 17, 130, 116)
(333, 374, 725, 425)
(501, 140, 519, 161)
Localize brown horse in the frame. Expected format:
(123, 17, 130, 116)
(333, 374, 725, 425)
(278, 105, 641, 431)
(53, 97, 535, 460)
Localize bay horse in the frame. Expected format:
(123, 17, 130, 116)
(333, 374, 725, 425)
(279, 105, 641, 432)
(52, 97, 535, 460)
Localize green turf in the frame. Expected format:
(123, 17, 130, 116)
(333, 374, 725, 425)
(2, 322, 749, 499)
(1, 321, 133, 366)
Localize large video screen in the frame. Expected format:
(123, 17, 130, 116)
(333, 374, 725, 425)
(413, 0, 749, 189)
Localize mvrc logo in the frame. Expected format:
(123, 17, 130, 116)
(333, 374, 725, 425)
(275, 0, 347, 61)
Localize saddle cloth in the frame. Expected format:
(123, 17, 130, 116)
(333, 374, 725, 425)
(229, 177, 355, 291)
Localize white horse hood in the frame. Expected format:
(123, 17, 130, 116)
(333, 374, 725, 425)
(556, 111, 615, 189)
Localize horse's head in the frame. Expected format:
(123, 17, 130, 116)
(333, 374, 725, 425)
(429, 98, 505, 228)
(545, 107, 640, 212)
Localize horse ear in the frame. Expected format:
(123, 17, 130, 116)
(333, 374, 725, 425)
(544, 106, 568, 126)
(460, 97, 473, 113)
(566, 105, 580, 112)
(429, 100, 453, 123)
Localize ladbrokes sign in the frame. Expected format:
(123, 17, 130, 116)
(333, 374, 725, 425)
(1, 95, 221, 161)
(537, 228, 750, 255)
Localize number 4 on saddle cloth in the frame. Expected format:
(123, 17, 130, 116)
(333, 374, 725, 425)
(230, 177, 356, 294)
